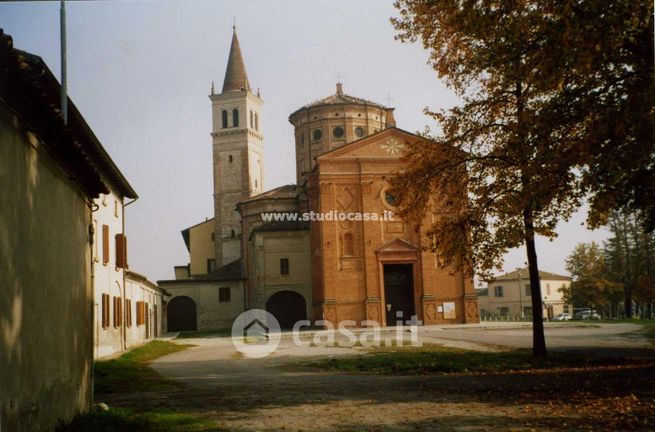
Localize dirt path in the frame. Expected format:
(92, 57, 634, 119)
(106, 324, 655, 431)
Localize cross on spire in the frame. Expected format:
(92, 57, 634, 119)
(334, 72, 344, 83)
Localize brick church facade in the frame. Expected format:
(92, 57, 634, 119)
(158, 27, 479, 329)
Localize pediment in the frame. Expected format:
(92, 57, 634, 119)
(376, 238, 419, 253)
(317, 128, 423, 160)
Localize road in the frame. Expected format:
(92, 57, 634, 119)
(140, 322, 654, 431)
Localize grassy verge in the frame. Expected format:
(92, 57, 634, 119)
(307, 345, 649, 375)
(94, 340, 192, 394)
(58, 341, 215, 431)
(57, 407, 217, 432)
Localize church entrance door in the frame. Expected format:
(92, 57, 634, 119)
(383, 264, 415, 325)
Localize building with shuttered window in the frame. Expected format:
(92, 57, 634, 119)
(90, 135, 168, 358)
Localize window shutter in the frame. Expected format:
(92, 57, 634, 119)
(101, 294, 106, 328)
(115, 234, 128, 268)
(136, 301, 145, 326)
(102, 294, 110, 328)
(102, 225, 109, 264)
(118, 298, 123, 327)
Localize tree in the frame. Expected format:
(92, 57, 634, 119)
(563, 242, 621, 315)
(390, 1, 591, 356)
(390, 0, 653, 356)
(543, 1, 655, 231)
(604, 211, 655, 317)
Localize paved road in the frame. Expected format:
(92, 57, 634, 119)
(419, 322, 651, 352)
(144, 322, 654, 431)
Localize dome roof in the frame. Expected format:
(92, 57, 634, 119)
(290, 83, 385, 119)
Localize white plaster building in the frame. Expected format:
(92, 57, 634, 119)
(92, 182, 168, 358)
(477, 268, 572, 319)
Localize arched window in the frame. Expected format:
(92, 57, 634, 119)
(221, 110, 228, 128)
(255, 113, 259, 130)
(232, 108, 239, 127)
(250, 110, 254, 128)
(343, 233, 354, 256)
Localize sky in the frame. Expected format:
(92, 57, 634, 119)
(1, 0, 610, 282)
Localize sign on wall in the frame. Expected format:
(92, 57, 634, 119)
(443, 302, 456, 319)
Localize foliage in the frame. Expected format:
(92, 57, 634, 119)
(94, 340, 191, 394)
(563, 242, 622, 308)
(389, 0, 654, 355)
(390, 0, 596, 356)
(604, 211, 655, 317)
(548, 1, 655, 230)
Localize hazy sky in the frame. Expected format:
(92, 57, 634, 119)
(1, 0, 610, 282)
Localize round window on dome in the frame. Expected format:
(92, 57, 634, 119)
(385, 191, 397, 207)
(354, 127, 365, 138)
(312, 128, 323, 141)
(333, 126, 345, 139)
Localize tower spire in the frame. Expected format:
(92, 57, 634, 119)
(222, 24, 251, 92)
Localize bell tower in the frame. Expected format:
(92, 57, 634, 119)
(210, 26, 264, 267)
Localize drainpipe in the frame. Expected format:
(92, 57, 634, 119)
(89, 199, 100, 407)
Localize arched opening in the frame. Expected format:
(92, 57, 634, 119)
(221, 110, 228, 128)
(266, 291, 307, 329)
(232, 108, 239, 127)
(167, 296, 197, 332)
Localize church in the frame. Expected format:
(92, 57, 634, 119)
(157, 28, 479, 330)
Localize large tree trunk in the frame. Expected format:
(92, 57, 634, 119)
(523, 208, 547, 357)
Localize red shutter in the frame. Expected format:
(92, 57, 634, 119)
(118, 298, 122, 327)
(125, 299, 130, 327)
(102, 294, 109, 328)
(102, 225, 109, 264)
(115, 234, 128, 269)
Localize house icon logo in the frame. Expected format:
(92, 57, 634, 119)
(231, 309, 281, 358)
(243, 318, 269, 341)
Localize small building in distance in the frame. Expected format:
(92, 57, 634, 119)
(477, 268, 572, 319)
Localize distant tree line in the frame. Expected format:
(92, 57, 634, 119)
(564, 211, 655, 318)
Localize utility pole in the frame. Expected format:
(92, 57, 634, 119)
(60, 0, 67, 124)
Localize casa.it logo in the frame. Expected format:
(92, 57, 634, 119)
(231, 309, 281, 358)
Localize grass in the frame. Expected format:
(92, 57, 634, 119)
(58, 341, 214, 431)
(94, 340, 192, 394)
(56, 407, 217, 432)
(306, 345, 645, 375)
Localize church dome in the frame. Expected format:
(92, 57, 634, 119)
(289, 83, 395, 184)
(292, 83, 385, 114)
